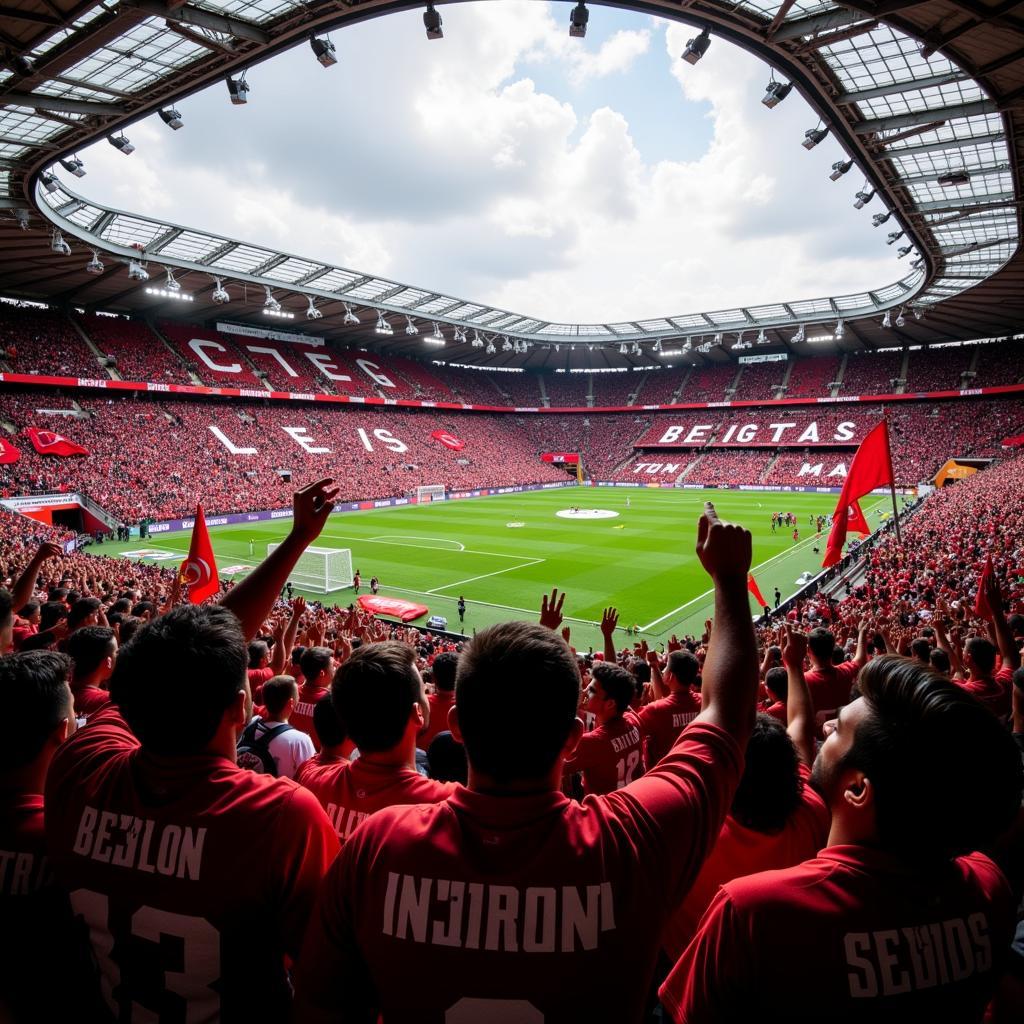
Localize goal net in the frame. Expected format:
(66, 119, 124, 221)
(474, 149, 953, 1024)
(267, 544, 352, 593)
(416, 484, 446, 504)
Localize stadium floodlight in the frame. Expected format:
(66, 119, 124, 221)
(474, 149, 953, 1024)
(431, 322, 444, 342)
(108, 133, 134, 155)
(829, 159, 853, 182)
(342, 302, 360, 325)
(654, 339, 662, 353)
(454, 326, 467, 344)
(145, 286, 193, 302)
(263, 286, 281, 313)
(404, 316, 419, 336)
(502, 337, 513, 352)
(853, 188, 874, 209)
(756, 328, 768, 345)
(128, 259, 149, 282)
(712, 333, 723, 347)
(912, 256, 925, 269)
(424, 4, 443, 39)
(802, 126, 828, 150)
(226, 76, 250, 105)
(792, 324, 805, 343)
(897, 245, 913, 258)
(472, 329, 484, 348)
(895, 308, 906, 328)
(50, 230, 71, 256)
(938, 169, 970, 187)
(59, 156, 85, 177)
(762, 79, 792, 108)
(913, 307, 923, 320)
(569, 2, 589, 37)
(40, 172, 58, 193)
(306, 297, 323, 320)
(85, 250, 104, 275)
(159, 107, 183, 130)
(681, 338, 692, 351)
(619, 342, 627, 354)
(374, 310, 393, 335)
(681, 27, 711, 65)
(310, 35, 337, 68)
(13, 54, 34, 76)
(881, 310, 892, 328)
(165, 267, 181, 292)
(886, 230, 904, 245)
(834, 320, 845, 341)
(13, 209, 29, 230)
(632, 343, 643, 355)
(872, 211, 892, 227)
(211, 277, 230, 304)
(485, 339, 496, 354)
(554, 344, 560, 352)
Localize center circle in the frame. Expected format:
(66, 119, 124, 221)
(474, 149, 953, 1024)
(556, 508, 620, 520)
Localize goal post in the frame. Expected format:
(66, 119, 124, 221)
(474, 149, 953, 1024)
(416, 484, 447, 504)
(267, 544, 352, 593)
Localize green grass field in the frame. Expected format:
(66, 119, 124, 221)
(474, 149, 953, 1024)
(93, 488, 890, 651)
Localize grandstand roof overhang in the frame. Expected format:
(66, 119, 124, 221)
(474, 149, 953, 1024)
(0, 0, 1021, 371)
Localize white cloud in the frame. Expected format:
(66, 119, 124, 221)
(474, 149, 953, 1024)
(67, 3, 901, 325)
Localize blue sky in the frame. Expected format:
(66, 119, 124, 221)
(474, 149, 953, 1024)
(69, 2, 900, 324)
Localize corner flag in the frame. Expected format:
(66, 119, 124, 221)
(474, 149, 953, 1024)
(822, 420, 897, 568)
(180, 504, 220, 603)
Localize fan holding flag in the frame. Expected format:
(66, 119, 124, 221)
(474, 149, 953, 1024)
(180, 504, 220, 603)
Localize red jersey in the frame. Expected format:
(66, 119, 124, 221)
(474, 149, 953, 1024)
(661, 763, 829, 958)
(637, 690, 701, 770)
(45, 704, 339, 1022)
(293, 721, 743, 1023)
(762, 699, 787, 724)
(660, 847, 1015, 1024)
(72, 682, 109, 720)
(299, 756, 457, 842)
(565, 710, 644, 795)
(247, 666, 273, 692)
(419, 690, 455, 748)
(804, 659, 862, 714)
(294, 750, 349, 790)
(291, 682, 329, 749)
(955, 667, 1013, 718)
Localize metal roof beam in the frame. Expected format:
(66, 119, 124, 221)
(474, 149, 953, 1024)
(336, 275, 374, 295)
(882, 130, 1005, 157)
(914, 191, 1016, 212)
(0, 92, 123, 116)
(897, 162, 1010, 186)
(201, 240, 238, 263)
(250, 253, 288, 276)
(124, 0, 270, 44)
(839, 71, 969, 104)
(854, 99, 999, 134)
(147, 227, 183, 254)
(794, 20, 880, 53)
(294, 266, 331, 286)
(0, 6, 62, 26)
(771, 9, 869, 42)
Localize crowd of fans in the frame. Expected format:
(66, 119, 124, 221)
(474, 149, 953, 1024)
(0, 454, 1021, 1021)
(785, 354, 840, 398)
(734, 360, 786, 401)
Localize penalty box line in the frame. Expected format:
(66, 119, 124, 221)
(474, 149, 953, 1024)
(425, 558, 546, 595)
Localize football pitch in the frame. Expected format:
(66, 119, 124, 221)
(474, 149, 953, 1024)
(96, 488, 889, 651)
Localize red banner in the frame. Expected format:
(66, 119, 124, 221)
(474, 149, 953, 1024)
(25, 427, 90, 457)
(431, 430, 465, 450)
(180, 504, 220, 604)
(358, 595, 428, 622)
(541, 452, 580, 464)
(0, 438, 20, 464)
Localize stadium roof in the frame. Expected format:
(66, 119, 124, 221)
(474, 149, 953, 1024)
(0, 0, 1021, 371)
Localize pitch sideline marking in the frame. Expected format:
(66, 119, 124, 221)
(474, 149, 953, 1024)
(425, 558, 546, 595)
(320, 533, 533, 561)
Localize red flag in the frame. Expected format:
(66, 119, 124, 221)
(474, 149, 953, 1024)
(975, 555, 994, 620)
(430, 430, 465, 451)
(823, 420, 895, 568)
(747, 573, 768, 609)
(0, 437, 20, 464)
(179, 505, 220, 604)
(25, 427, 89, 457)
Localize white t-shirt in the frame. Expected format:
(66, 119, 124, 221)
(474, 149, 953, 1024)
(250, 717, 316, 779)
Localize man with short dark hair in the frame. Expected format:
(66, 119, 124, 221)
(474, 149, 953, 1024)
(65, 625, 116, 720)
(45, 481, 342, 1020)
(956, 575, 1019, 717)
(661, 654, 1024, 1021)
(762, 665, 788, 722)
(67, 596, 101, 632)
(295, 644, 335, 747)
(638, 649, 702, 771)
(418, 650, 458, 749)
(299, 642, 456, 842)
(295, 698, 353, 792)
(241, 674, 315, 779)
(804, 621, 867, 714)
(294, 502, 759, 1021)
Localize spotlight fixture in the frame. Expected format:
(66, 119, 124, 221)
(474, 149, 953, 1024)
(40, 172, 58, 193)
(310, 35, 337, 68)
(13, 54, 34, 76)
(306, 297, 323, 320)
(881, 310, 892, 328)
(897, 245, 913, 258)
(886, 230, 905, 245)
(454, 326, 467, 344)
(13, 209, 29, 230)
(404, 316, 419, 336)
(912, 307, 923, 321)
(128, 259, 149, 282)
(853, 188, 874, 209)
(756, 328, 768, 345)
(554, 344, 560, 352)
(50, 230, 71, 256)
(654, 339, 662, 353)
(374, 310, 393, 335)
(938, 169, 970, 187)
(263, 286, 281, 313)
(485, 339, 496, 355)
(834, 320, 845, 341)
(712, 333, 723, 347)
(85, 251, 104, 275)
(342, 302, 360, 325)
(792, 324, 806, 343)
(108, 134, 134, 156)
(871, 211, 892, 227)
(164, 267, 181, 292)
(145, 287, 193, 302)
(211, 278, 230, 304)
(472, 330, 483, 348)
(619, 343, 627, 354)
(226, 75, 250, 105)
(829, 159, 853, 181)
(159, 107, 183, 130)
(682, 27, 711, 65)
(424, 4, 443, 40)
(762, 79, 792, 108)
(681, 338, 692, 352)
(59, 156, 85, 178)
(569, 2, 589, 38)
(802, 126, 828, 150)
(431, 322, 444, 342)
(501, 337, 513, 352)
(632, 343, 642, 355)
(895, 308, 906, 328)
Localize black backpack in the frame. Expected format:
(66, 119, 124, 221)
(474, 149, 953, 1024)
(237, 719, 294, 776)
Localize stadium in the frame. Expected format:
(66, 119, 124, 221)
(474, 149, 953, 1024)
(0, 0, 1022, 1021)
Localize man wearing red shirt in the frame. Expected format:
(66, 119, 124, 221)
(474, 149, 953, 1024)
(293, 502, 759, 1023)
(65, 625, 116, 720)
(295, 698, 353, 790)
(638, 649, 702, 771)
(299, 641, 456, 842)
(661, 655, 1023, 1023)
(247, 639, 275, 694)
(45, 480, 343, 1021)
(804, 620, 867, 714)
(955, 578, 1019, 718)
(419, 650, 457, 749)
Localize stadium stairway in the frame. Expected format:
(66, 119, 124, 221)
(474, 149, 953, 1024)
(69, 318, 117, 380)
(149, 322, 206, 386)
(759, 452, 782, 483)
(677, 454, 705, 482)
(538, 375, 549, 408)
(830, 353, 848, 398)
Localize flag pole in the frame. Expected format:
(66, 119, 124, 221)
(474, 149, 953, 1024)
(884, 418, 902, 546)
